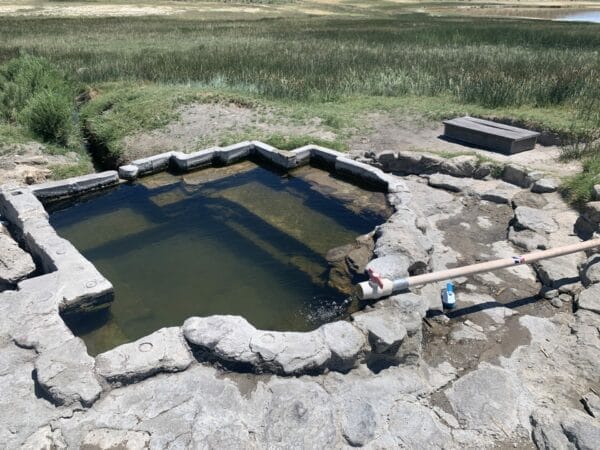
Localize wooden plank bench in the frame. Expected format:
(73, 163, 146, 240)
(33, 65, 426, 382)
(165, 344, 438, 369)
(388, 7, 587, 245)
(443, 116, 540, 155)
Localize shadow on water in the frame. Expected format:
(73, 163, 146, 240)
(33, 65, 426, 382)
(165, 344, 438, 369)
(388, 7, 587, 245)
(49, 162, 391, 355)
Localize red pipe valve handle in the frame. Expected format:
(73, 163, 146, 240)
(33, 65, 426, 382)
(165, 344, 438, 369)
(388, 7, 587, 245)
(367, 268, 384, 289)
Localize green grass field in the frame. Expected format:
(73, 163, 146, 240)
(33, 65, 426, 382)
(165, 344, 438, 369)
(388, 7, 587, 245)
(0, 4, 598, 200)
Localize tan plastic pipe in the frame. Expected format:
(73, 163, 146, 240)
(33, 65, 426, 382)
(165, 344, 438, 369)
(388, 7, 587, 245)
(357, 238, 600, 300)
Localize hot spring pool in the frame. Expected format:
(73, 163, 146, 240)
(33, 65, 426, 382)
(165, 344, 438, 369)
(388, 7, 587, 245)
(49, 161, 391, 354)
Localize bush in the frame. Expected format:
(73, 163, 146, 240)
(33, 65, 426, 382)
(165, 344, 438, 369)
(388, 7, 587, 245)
(561, 155, 600, 205)
(19, 89, 75, 146)
(0, 55, 77, 145)
(0, 55, 71, 121)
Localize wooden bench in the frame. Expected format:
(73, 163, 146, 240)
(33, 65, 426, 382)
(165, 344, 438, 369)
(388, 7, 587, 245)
(443, 116, 540, 155)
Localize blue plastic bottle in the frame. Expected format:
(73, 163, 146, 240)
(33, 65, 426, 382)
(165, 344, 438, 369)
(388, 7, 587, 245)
(442, 282, 456, 309)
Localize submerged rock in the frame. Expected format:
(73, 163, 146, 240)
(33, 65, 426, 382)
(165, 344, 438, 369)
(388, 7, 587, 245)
(326, 235, 374, 295)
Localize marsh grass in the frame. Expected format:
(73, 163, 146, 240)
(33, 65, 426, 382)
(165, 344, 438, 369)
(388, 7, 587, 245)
(0, 12, 598, 193)
(0, 14, 598, 110)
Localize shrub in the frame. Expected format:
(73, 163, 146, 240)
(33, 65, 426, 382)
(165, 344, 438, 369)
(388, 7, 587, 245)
(0, 55, 71, 121)
(561, 155, 600, 205)
(19, 89, 75, 146)
(0, 55, 77, 145)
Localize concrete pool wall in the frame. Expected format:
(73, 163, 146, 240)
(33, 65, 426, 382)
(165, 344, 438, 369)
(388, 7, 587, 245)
(0, 141, 435, 407)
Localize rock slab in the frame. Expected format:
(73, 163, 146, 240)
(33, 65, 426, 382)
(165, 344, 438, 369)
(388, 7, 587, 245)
(95, 327, 194, 384)
(514, 206, 559, 234)
(0, 223, 35, 286)
(34, 338, 102, 407)
(577, 284, 600, 314)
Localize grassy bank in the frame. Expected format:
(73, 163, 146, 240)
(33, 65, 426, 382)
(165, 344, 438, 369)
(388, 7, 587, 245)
(0, 8, 598, 191)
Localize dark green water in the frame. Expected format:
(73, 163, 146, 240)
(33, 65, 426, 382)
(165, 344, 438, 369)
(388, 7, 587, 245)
(49, 162, 390, 355)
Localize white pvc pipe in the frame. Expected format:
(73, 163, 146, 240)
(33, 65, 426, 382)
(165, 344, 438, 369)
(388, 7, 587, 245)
(357, 238, 600, 300)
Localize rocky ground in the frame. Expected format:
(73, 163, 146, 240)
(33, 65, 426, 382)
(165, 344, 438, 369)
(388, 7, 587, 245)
(0, 120, 598, 448)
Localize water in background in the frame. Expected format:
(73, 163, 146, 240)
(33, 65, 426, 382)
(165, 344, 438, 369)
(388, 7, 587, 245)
(49, 161, 391, 355)
(556, 11, 600, 23)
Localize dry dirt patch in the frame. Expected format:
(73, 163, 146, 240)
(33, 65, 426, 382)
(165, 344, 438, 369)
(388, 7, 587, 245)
(121, 102, 337, 161)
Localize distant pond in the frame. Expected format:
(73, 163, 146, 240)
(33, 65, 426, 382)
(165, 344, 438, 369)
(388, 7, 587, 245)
(556, 11, 600, 23)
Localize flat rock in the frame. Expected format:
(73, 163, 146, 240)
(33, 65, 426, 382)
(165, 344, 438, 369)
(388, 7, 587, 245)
(577, 284, 600, 314)
(582, 392, 600, 418)
(388, 400, 451, 448)
(384, 292, 428, 319)
(95, 327, 194, 384)
(531, 411, 572, 449)
(340, 398, 377, 446)
(508, 226, 548, 251)
(261, 378, 337, 448)
(319, 321, 366, 365)
(249, 330, 332, 374)
(20, 425, 67, 450)
(365, 254, 410, 280)
(450, 323, 487, 342)
(374, 210, 432, 272)
(512, 190, 548, 209)
(428, 173, 472, 192)
(34, 338, 102, 407)
(479, 180, 520, 205)
(502, 164, 533, 188)
(581, 254, 600, 287)
(560, 410, 600, 449)
(81, 428, 151, 450)
(377, 151, 444, 175)
(352, 308, 407, 353)
(534, 254, 581, 289)
(445, 364, 529, 435)
(271, 332, 331, 374)
(0, 223, 35, 286)
(183, 315, 246, 350)
(514, 206, 559, 234)
(531, 178, 558, 193)
(183, 315, 257, 365)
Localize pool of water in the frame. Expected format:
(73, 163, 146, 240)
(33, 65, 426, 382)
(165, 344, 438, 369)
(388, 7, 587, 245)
(49, 161, 391, 355)
(556, 11, 600, 23)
